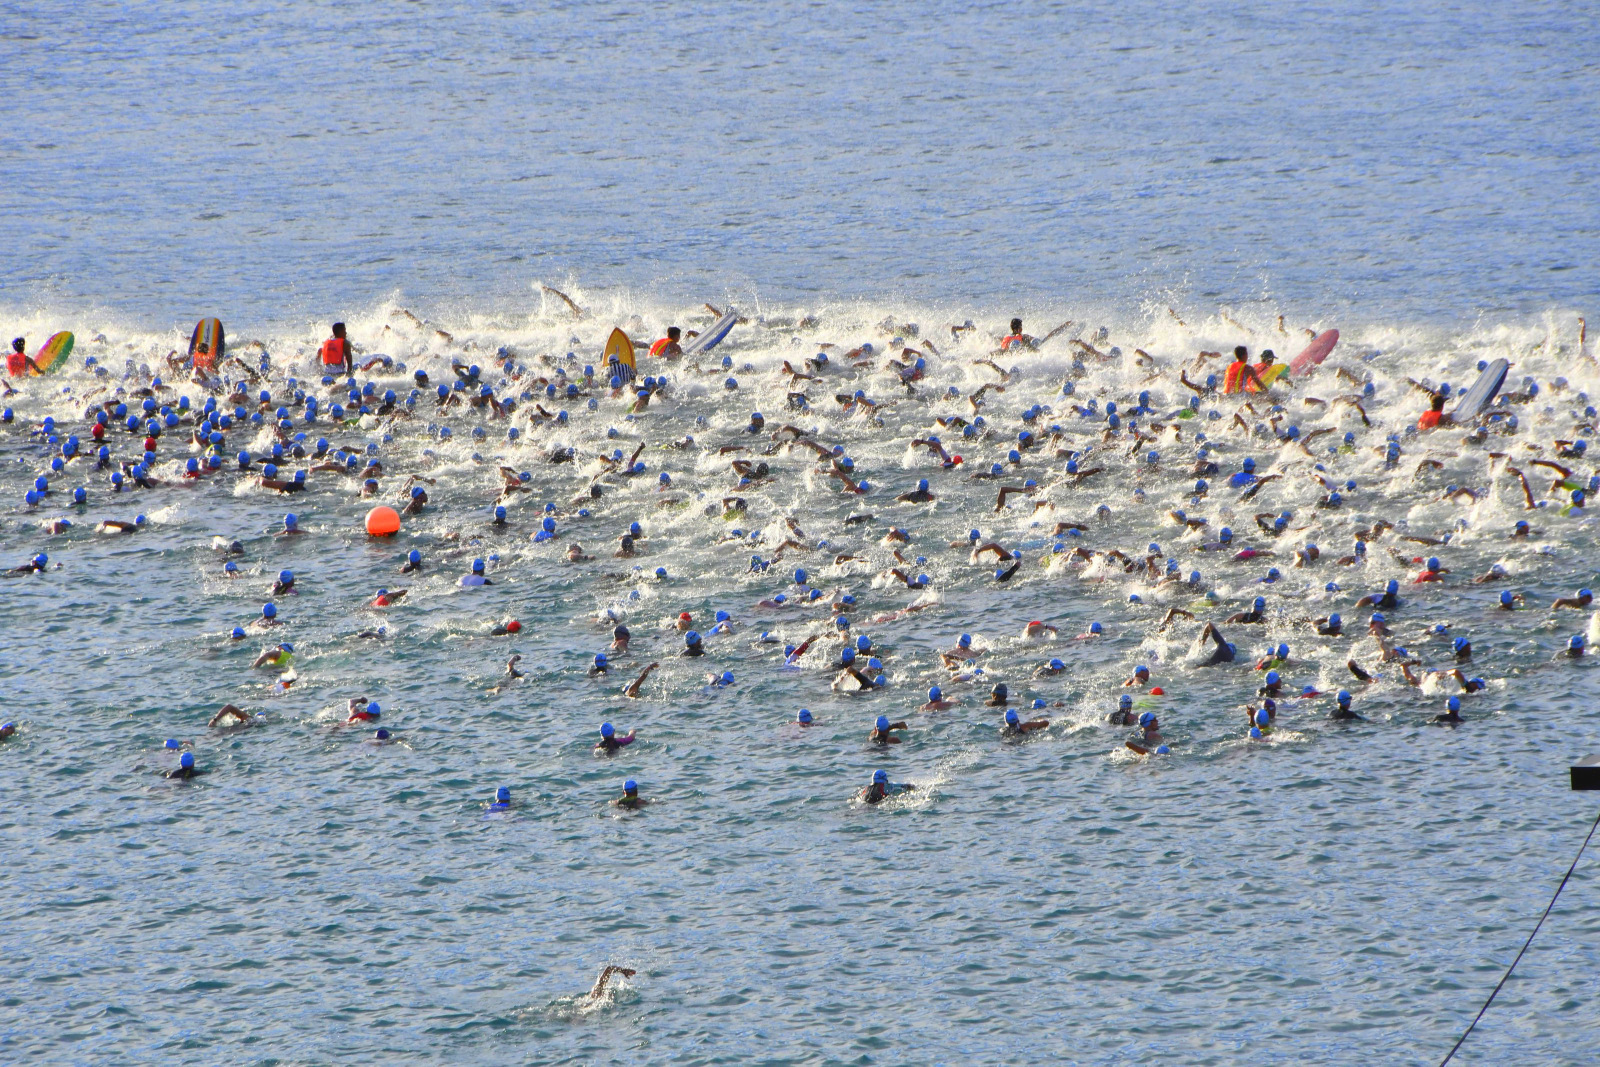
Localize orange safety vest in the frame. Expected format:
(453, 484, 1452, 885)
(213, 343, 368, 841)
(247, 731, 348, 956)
(649, 338, 671, 357)
(7, 350, 26, 377)
(193, 346, 217, 371)
(1222, 360, 1248, 394)
(1418, 409, 1442, 429)
(320, 337, 349, 366)
(1001, 334, 1026, 350)
(1244, 362, 1274, 393)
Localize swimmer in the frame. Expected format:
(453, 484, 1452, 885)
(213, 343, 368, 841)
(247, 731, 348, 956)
(3, 553, 49, 576)
(400, 549, 424, 573)
(1553, 588, 1594, 610)
(1431, 696, 1464, 725)
(1123, 665, 1151, 688)
(920, 684, 959, 711)
(999, 707, 1049, 737)
(1034, 657, 1067, 677)
(1329, 690, 1365, 721)
(795, 708, 816, 727)
(251, 642, 294, 668)
(869, 715, 908, 744)
(207, 703, 259, 727)
(488, 619, 523, 636)
(1107, 693, 1138, 725)
(368, 587, 408, 607)
(589, 653, 610, 676)
(459, 558, 492, 586)
(1314, 613, 1343, 637)
(0, 722, 15, 742)
(1561, 634, 1588, 658)
(345, 699, 381, 724)
(614, 779, 649, 809)
(585, 965, 639, 1000)
(596, 721, 636, 753)
(1193, 621, 1237, 665)
(858, 768, 914, 804)
(939, 633, 980, 668)
(1226, 596, 1268, 624)
(681, 630, 704, 657)
(165, 751, 206, 780)
(1021, 619, 1058, 639)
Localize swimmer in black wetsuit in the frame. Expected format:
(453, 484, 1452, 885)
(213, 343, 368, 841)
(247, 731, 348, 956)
(166, 752, 206, 779)
(1329, 690, 1365, 721)
(859, 769, 913, 804)
(1000, 708, 1049, 737)
(1194, 621, 1236, 666)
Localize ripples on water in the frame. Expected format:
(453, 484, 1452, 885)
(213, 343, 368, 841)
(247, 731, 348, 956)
(5, 0, 1600, 1062)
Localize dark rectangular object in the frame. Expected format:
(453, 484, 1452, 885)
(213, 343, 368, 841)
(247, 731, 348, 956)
(1572, 755, 1600, 791)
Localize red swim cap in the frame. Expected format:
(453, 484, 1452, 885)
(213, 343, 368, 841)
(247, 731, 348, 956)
(1149, 686, 1165, 695)
(679, 612, 692, 621)
(1029, 620, 1042, 627)
(506, 620, 522, 633)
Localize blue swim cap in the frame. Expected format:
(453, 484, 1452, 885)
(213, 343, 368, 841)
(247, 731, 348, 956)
(798, 709, 812, 723)
(856, 635, 871, 651)
(1255, 708, 1270, 726)
(1250, 726, 1263, 740)
(1005, 709, 1019, 725)
(624, 779, 638, 792)
(495, 786, 510, 804)
(876, 715, 891, 731)
(1266, 671, 1280, 684)
(1447, 696, 1460, 712)
(1253, 596, 1266, 609)
(495, 505, 506, 519)
(1119, 694, 1133, 709)
(1220, 527, 1233, 541)
(262, 603, 277, 618)
(231, 626, 245, 638)
(279, 570, 293, 584)
(1049, 658, 1064, 670)
(601, 722, 615, 738)
(1155, 744, 1170, 755)
(594, 653, 607, 666)
(165, 738, 180, 750)
(1329, 613, 1342, 626)
(928, 685, 943, 701)
(1427, 557, 1440, 571)
(1338, 690, 1352, 704)
(179, 752, 195, 769)
(1570, 634, 1585, 650)
(685, 630, 701, 644)
(872, 769, 888, 784)
(472, 558, 485, 572)
(1090, 621, 1103, 634)
(1138, 711, 1155, 727)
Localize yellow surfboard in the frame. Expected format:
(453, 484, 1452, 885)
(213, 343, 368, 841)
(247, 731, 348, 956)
(1246, 362, 1288, 393)
(31, 331, 74, 374)
(603, 327, 637, 382)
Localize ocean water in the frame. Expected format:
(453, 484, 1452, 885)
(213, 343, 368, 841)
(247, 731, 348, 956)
(4, 2, 1600, 1064)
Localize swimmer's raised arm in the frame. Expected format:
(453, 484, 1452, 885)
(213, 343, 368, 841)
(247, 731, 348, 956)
(623, 662, 659, 699)
(589, 965, 637, 999)
(208, 703, 251, 727)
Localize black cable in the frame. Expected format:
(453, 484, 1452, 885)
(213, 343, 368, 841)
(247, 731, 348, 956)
(1438, 806, 1600, 1066)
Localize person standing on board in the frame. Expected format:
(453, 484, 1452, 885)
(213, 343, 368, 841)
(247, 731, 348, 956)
(319, 322, 354, 377)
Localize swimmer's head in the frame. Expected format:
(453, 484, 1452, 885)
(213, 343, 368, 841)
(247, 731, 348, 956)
(1255, 708, 1270, 727)
(472, 558, 485, 574)
(1447, 696, 1461, 713)
(685, 630, 701, 646)
(1266, 670, 1280, 685)
(1049, 658, 1064, 670)
(1138, 711, 1155, 728)
(928, 685, 943, 702)
(262, 603, 277, 619)
(1005, 709, 1019, 726)
(797, 708, 812, 724)
(180, 752, 194, 769)
(408, 549, 421, 564)
(601, 722, 615, 738)
(1337, 690, 1352, 706)
(1253, 596, 1266, 610)
(958, 633, 971, 648)
(624, 779, 638, 795)
(165, 738, 180, 750)
(1570, 634, 1585, 651)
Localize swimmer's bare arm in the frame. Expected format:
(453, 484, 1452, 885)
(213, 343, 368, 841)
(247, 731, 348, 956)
(971, 542, 1011, 561)
(589, 966, 637, 999)
(208, 704, 251, 727)
(1504, 465, 1537, 509)
(1158, 607, 1194, 631)
(623, 663, 659, 698)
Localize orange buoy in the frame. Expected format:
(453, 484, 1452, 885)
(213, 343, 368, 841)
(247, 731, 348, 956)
(1149, 686, 1165, 696)
(365, 506, 401, 537)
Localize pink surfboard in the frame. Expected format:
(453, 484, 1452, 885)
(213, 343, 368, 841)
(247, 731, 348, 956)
(1289, 329, 1338, 376)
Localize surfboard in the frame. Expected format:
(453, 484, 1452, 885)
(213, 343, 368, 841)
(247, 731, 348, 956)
(603, 327, 637, 382)
(189, 318, 225, 367)
(1452, 358, 1508, 420)
(1245, 362, 1289, 392)
(682, 310, 737, 357)
(1289, 329, 1339, 376)
(31, 331, 73, 374)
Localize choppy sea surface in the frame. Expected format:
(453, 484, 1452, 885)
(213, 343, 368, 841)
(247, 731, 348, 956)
(3, 2, 1600, 1064)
